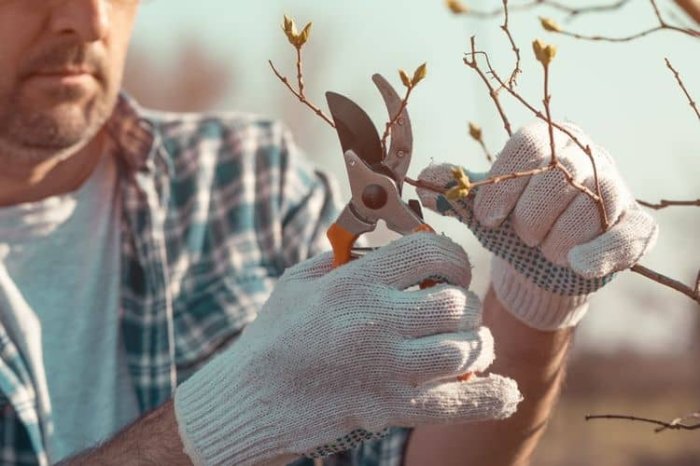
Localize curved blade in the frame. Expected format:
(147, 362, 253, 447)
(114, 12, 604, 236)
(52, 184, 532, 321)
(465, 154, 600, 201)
(372, 74, 412, 186)
(326, 91, 384, 169)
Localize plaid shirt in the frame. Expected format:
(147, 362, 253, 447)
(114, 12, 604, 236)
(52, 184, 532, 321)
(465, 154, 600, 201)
(0, 95, 409, 466)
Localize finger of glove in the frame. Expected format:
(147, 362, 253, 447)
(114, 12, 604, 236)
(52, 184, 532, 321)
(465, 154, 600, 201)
(416, 163, 473, 220)
(474, 121, 563, 227)
(342, 233, 472, 289)
(394, 374, 522, 425)
(540, 172, 628, 267)
(396, 327, 494, 386)
(511, 153, 592, 247)
(384, 286, 482, 338)
(282, 251, 335, 281)
(568, 208, 659, 278)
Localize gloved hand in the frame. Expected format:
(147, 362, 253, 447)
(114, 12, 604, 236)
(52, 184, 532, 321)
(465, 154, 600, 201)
(174, 233, 522, 466)
(418, 120, 658, 331)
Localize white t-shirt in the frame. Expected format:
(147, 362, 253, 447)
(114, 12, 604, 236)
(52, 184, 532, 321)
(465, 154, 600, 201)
(0, 152, 141, 462)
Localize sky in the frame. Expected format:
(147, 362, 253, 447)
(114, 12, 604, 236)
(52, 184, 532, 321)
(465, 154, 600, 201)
(129, 0, 699, 354)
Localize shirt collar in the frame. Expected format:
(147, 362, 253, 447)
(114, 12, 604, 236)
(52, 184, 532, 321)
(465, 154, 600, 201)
(104, 93, 159, 174)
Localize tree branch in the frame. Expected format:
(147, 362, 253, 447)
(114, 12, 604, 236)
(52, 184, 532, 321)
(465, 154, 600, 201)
(631, 264, 700, 304)
(586, 413, 700, 431)
(664, 58, 700, 121)
(637, 198, 700, 209)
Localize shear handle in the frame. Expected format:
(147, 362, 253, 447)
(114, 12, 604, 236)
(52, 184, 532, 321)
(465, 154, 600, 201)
(327, 223, 359, 268)
(327, 204, 376, 268)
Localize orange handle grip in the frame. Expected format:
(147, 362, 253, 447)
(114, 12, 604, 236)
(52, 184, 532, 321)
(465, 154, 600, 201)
(327, 223, 360, 268)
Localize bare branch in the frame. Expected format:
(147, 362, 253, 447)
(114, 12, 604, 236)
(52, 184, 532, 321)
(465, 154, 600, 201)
(664, 58, 700, 121)
(501, 0, 522, 88)
(542, 0, 632, 19)
(268, 60, 335, 128)
(463, 37, 513, 137)
(631, 264, 700, 304)
(452, 0, 631, 20)
(542, 60, 557, 165)
(586, 413, 700, 431)
(637, 198, 700, 209)
(381, 86, 413, 155)
(405, 164, 555, 193)
(553, 0, 700, 41)
(478, 139, 495, 164)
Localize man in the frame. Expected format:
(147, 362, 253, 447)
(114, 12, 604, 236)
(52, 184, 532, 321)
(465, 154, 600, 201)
(0, 1, 657, 466)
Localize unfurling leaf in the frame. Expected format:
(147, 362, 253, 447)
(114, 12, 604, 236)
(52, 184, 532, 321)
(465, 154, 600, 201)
(399, 69, 412, 88)
(468, 122, 482, 141)
(295, 22, 312, 47)
(281, 15, 311, 49)
(450, 167, 472, 193)
(282, 15, 299, 45)
(412, 63, 428, 86)
(446, 186, 470, 200)
(282, 15, 294, 35)
(532, 39, 557, 66)
(539, 17, 562, 33)
(445, 0, 469, 14)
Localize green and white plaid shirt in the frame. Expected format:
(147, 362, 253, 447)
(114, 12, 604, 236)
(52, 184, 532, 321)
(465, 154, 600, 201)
(0, 95, 409, 466)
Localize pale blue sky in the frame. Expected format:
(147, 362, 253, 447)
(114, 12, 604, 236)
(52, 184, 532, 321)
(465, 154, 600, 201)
(130, 1, 699, 353)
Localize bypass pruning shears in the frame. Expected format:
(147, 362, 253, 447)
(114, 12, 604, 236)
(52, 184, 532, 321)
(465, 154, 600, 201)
(325, 74, 435, 269)
(324, 74, 473, 382)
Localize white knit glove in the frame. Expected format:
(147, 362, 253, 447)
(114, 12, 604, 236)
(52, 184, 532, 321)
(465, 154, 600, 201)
(174, 233, 522, 466)
(417, 120, 658, 330)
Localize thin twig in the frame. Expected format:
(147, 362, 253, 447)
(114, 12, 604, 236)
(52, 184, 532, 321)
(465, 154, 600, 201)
(501, 0, 522, 89)
(455, 0, 631, 20)
(637, 198, 700, 209)
(472, 165, 555, 187)
(542, 62, 557, 165)
(464, 37, 513, 137)
(268, 60, 335, 128)
(586, 413, 700, 431)
(477, 139, 495, 164)
(296, 48, 305, 98)
(631, 264, 700, 304)
(558, 25, 698, 41)
(381, 86, 413, 155)
(664, 58, 700, 121)
(555, 0, 700, 41)
(656, 412, 700, 433)
(405, 165, 556, 193)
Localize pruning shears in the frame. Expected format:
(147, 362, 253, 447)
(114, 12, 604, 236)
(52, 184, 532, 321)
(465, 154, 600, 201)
(325, 74, 435, 269)
(324, 75, 473, 382)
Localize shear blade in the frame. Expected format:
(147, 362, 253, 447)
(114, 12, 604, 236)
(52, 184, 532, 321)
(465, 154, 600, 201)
(326, 91, 384, 169)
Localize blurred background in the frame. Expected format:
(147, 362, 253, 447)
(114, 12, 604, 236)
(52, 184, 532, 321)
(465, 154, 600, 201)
(125, 1, 699, 464)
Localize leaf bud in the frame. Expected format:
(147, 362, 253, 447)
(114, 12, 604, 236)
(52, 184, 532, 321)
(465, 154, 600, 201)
(532, 39, 557, 66)
(446, 0, 469, 14)
(539, 17, 562, 33)
(399, 69, 412, 88)
(468, 122, 482, 141)
(412, 63, 428, 86)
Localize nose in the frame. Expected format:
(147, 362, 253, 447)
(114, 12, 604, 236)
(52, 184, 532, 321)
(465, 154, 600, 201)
(49, 0, 111, 42)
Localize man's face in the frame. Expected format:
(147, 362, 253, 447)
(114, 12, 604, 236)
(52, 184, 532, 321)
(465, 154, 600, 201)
(0, 0, 140, 163)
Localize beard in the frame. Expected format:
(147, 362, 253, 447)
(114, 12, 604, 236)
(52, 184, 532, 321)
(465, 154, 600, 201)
(0, 41, 117, 164)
